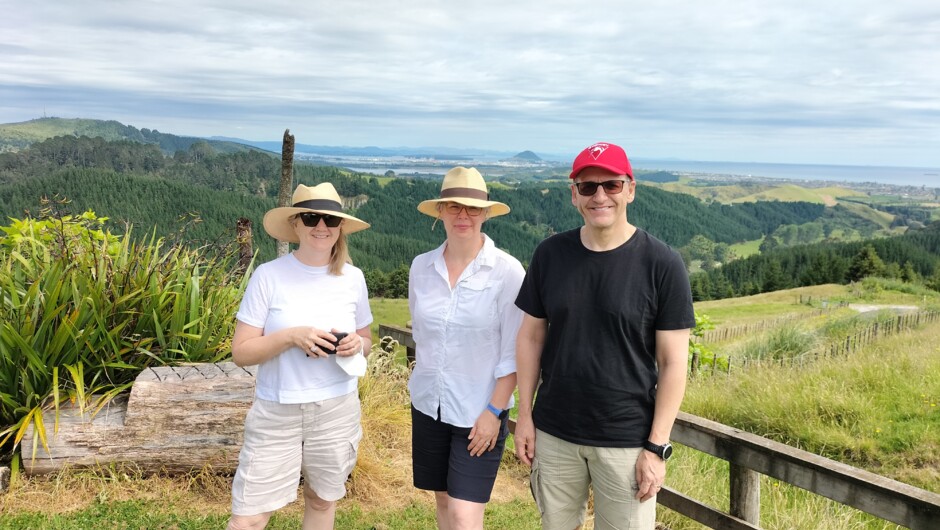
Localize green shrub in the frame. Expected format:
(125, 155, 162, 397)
(0, 209, 247, 460)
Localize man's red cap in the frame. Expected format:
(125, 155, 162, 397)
(569, 142, 633, 180)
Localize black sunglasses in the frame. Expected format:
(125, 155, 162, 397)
(573, 179, 629, 196)
(298, 212, 343, 228)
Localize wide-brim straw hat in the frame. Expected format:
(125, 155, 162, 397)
(262, 183, 370, 243)
(417, 166, 510, 218)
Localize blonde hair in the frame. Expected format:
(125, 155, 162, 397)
(329, 229, 352, 275)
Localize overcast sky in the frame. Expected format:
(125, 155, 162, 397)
(2, 0, 939, 167)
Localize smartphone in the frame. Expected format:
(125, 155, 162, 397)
(326, 332, 348, 353)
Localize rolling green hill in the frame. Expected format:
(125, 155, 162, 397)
(1, 128, 936, 302)
(0, 117, 269, 155)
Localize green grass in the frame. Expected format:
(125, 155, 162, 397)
(659, 450, 910, 530)
(0, 498, 540, 530)
(367, 297, 410, 338)
(684, 321, 940, 492)
(694, 284, 847, 324)
(728, 237, 762, 258)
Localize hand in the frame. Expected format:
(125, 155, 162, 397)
(297, 327, 330, 358)
(467, 410, 501, 457)
(333, 329, 362, 358)
(634, 449, 666, 502)
(514, 413, 536, 466)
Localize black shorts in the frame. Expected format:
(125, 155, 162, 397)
(411, 405, 509, 503)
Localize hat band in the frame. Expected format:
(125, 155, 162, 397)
(440, 187, 488, 201)
(293, 198, 342, 212)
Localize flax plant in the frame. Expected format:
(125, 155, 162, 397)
(0, 209, 247, 461)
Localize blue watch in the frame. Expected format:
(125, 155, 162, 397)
(486, 403, 505, 418)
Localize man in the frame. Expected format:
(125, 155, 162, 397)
(514, 142, 694, 530)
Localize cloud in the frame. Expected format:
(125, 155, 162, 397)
(1, 0, 938, 166)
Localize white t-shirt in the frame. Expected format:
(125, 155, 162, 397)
(236, 253, 373, 404)
(408, 234, 525, 427)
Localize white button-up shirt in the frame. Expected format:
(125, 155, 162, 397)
(408, 234, 525, 428)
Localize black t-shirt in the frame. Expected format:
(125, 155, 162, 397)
(515, 228, 695, 447)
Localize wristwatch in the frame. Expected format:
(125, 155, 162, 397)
(643, 440, 673, 461)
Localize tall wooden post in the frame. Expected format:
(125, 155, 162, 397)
(277, 129, 295, 257)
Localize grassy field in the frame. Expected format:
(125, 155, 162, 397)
(656, 179, 864, 206)
(2, 284, 938, 529)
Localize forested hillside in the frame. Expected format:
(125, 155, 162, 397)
(2, 132, 937, 299)
(690, 225, 940, 300)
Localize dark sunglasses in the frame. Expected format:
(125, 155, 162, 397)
(573, 179, 629, 196)
(298, 212, 343, 228)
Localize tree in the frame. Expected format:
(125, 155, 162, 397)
(714, 242, 736, 264)
(900, 261, 919, 283)
(758, 235, 779, 253)
(928, 266, 940, 292)
(762, 260, 788, 292)
(847, 244, 885, 282)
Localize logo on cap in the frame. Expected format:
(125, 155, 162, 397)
(588, 143, 609, 160)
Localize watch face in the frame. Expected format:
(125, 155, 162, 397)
(662, 444, 673, 460)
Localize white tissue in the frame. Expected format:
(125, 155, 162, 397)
(336, 351, 367, 377)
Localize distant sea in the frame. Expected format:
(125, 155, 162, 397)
(635, 159, 940, 188)
(345, 160, 939, 188)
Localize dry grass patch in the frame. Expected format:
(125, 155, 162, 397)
(0, 346, 533, 523)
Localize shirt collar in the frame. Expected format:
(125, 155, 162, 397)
(427, 234, 496, 272)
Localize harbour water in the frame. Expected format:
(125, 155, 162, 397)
(634, 159, 939, 188)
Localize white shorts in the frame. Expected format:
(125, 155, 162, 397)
(231, 391, 362, 516)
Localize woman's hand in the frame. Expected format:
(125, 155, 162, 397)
(333, 329, 363, 357)
(295, 327, 336, 358)
(467, 410, 501, 457)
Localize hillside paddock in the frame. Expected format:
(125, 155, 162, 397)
(1, 284, 938, 529)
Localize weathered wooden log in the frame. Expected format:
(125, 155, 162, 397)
(21, 362, 257, 475)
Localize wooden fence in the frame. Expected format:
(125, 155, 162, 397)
(699, 308, 837, 343)
(665, 412, 939, 529)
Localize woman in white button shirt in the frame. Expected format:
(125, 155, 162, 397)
(408, 167, 525, 529)
(227, 182, 373, 530)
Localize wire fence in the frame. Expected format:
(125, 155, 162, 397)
(693, 310, 940, 376)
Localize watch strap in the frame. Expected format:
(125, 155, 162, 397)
(643, 440, 672, 460)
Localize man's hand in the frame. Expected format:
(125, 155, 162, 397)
(514, 414, 537, 466)
(635, 449, 666, 502)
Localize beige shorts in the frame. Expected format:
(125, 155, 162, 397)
(530, 429, 656, 530)
(231, 391, 362, 516)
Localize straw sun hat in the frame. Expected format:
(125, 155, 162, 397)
(262, 183, 370, 243)
(417, 167, 510, 218)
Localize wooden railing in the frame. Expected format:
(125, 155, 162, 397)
(666, 412, 939, 529)
(377, 323, 416, 364)
(379, 324, 940, 529)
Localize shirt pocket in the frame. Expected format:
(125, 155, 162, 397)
(453, 278, 501, 331)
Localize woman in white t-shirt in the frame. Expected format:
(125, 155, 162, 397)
(408, 167, 525, 529)
(227, 182, 373, 530)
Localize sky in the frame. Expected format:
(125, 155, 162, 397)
(2, 0, 939, 168)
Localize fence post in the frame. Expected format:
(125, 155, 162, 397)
(729, 464, 761, 524)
